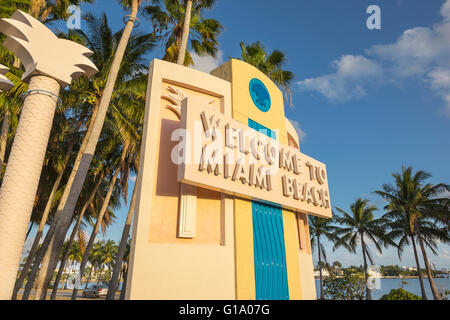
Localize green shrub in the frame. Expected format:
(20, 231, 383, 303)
(323, 273, 366, 300)
(380, 288, 422, 300)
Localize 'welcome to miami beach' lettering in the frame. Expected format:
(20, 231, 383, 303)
(175, 98, 332, 218)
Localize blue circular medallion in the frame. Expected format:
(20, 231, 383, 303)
(249, 78, 271, 112)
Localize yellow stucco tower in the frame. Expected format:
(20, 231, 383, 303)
(211, 59, 316, 299)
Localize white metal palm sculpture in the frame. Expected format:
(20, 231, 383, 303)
(0, 10, 98, 299)
(0, 64, 13, 91)
(0, 10, 97, 85)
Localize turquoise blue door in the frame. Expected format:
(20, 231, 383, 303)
(248, 119, 289, 300)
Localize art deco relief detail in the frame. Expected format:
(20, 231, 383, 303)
(161, 85, 197, 238)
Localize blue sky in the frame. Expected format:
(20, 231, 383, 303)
(26, 0, 450, 269)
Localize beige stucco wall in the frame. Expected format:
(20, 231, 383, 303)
(298, 251, 317, 299)
(128, 243, 235, 299)
(148, 95, 222, 245)
(127, 60, 235, 299)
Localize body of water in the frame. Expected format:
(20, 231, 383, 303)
(60, 278, 449, 299)
(58, 281, 123, 290)
(315, 277, 450, 300)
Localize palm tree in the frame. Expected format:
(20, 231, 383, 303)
(119, 239, 131, 300)
(144, 0, 222, 65)
(176, 0, 217, 64)
(333, 198, 387, 300)
(101, 240, 118, 280)
(0, 68, 26, 169)
(0, 64, 15, 170)
(176, 0, 192, 64)
(106, 91, 143, 299)
(51, 1, 144, 261)
(0, 10, 97, 300)
(415, 215, 449, 298)
(84, 240, 117, 285)
(84, 241, 103, 288)
(239, 41, 295, 106)
(68, 107, 138, 299)
(331, 261, 342, 276)
(375, 166, 450, 300)
(59, 239, 84, 289)
(309, 215, 338, 300)
(38, 144, 119, 299)
(0, 1, 30, 18)
(69, 31, 146, 299)
(49, 171, 104, 299)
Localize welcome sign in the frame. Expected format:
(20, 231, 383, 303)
(128, 59, 323, 300)
(176, 96, 332, 219)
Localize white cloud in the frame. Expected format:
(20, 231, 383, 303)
(289, 119, 307, 143)
(428, 68, 450, 115)
(443, 95, 450, 115)
(442, 0, 450, 21)
(441, 247, 450, 261)
(297, 55, 382, 103)
(429, 68, 450, 89)
(190, 50, 224, 74)
(438, 190, 450, 198)
(297, 0, 450, 115)
(367, 22, 450, 78)
(335, 54, 383, 78)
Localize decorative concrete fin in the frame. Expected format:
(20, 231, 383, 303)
(162, 86, 217, 117)
(162, 86, 185, 117)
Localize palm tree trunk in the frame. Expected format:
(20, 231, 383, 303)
(0, 75, 60, 299)
(23, 101, 100, 300)
(119, 263, 128, 300)
(98, 264, 105, 284)
(11, 139, 74, 299)
(177, 0, 193, 65)
(50, 175, 103, 299)
(417, 234, 441, 300)
(0, 109, 10, 168)
(33, 0, 140, 300)
(25, 222, 33, 241)
(71, 144, 128, 300)
(85, 267, 93, 290)
(119, 266, 124, 284)
(106, 177, 138, 300)
(360, 233, 372, 300)
(317, 236, 324, 300)
(410, 234, 427, 300)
